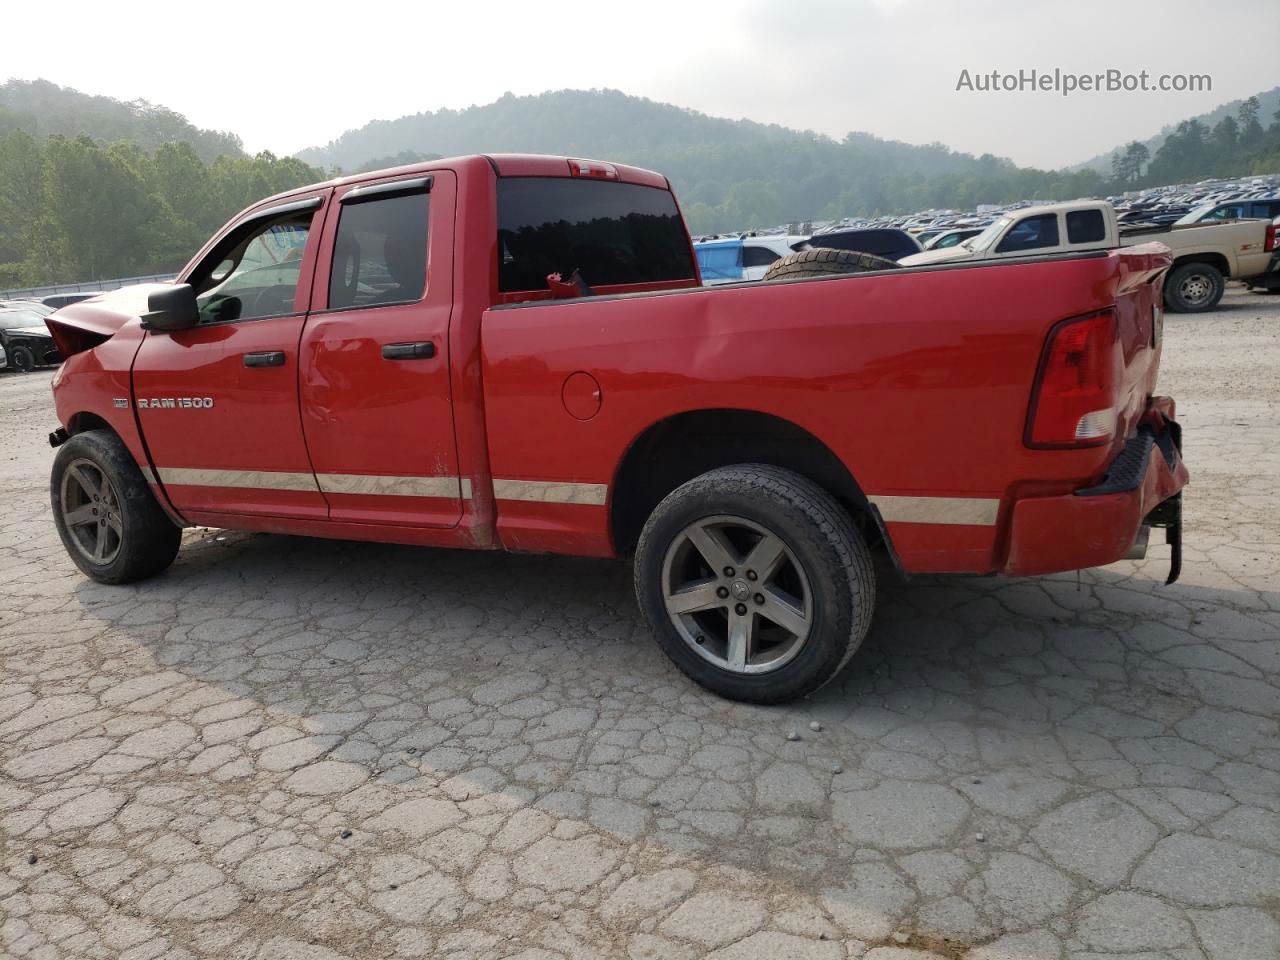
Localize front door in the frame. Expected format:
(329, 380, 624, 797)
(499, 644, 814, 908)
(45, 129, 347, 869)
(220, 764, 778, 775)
(298, 171, 461, 527)
(132, 193, 332, 520)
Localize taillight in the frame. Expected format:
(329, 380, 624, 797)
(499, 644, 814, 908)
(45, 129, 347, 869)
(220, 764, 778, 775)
(1266, 223, 1277, 252)
(1025, 309, 1118, 448)
(568, 159, 619, 180)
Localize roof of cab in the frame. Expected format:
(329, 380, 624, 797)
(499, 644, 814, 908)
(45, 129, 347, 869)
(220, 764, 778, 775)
(1007, 200, 1114, 219)
(252, 153, 670, 211)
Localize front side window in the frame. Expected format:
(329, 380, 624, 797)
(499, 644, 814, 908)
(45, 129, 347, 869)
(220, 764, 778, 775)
(497, 178, 695, 292)
(192, 212, 313, 324)
(996, 214, 1060, 253)
(328, 191, 430, 309)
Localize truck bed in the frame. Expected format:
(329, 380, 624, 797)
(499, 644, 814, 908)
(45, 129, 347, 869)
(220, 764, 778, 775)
(480, 244, 1174, 573)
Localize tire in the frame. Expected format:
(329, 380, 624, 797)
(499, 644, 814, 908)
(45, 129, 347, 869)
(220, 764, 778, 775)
(10, 345, 35, 373)
(634, 464, 876, 703)
(1164, 262, 1225, 313)
(50, 430, 181, 584)
(762, 248, 901, 282)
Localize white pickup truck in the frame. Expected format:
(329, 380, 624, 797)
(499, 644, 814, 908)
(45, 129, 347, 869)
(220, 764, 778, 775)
(901, 200, 1279, 312)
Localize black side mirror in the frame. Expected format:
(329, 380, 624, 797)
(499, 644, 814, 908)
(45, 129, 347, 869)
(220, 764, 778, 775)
(141, 284, 199, 332)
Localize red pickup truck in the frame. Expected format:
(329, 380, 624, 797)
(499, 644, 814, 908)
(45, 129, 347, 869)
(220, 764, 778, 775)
(44, 154, 1188, 703)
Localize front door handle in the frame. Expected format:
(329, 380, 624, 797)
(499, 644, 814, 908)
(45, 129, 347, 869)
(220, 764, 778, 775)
(382, 341, 436, 360)
(243, 351, 286, 368)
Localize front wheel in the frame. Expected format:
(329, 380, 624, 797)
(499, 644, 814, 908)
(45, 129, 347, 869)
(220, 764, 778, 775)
(1164, 262, 1225, 313)
(51, 430, 182, 584)
(634, 464, 876, 703)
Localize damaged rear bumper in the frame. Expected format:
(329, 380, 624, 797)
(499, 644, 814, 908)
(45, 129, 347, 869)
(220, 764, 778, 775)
(1002, 398, 1188, 581)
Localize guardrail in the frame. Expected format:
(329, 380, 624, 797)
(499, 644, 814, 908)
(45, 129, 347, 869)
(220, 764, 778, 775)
(0, 274, 175, 300)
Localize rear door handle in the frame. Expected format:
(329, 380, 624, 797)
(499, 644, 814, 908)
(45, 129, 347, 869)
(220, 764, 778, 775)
(382, 341, 436, 360)
(243, 351, 286, 368)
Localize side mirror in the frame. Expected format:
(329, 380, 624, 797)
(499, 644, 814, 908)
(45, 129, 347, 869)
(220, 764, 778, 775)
(141, 284, 199, 332)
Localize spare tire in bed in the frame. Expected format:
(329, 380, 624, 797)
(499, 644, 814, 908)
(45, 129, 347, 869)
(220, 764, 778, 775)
(762, 248, 901, 282)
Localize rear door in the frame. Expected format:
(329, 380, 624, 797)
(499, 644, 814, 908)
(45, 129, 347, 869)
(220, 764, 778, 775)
(132, 193, 331, 520)
(298, 171, 462, 527)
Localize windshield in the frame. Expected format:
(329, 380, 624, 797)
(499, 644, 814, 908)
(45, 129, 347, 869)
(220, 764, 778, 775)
(1175, 203, 1215, 226)
(963, 217, 1011, 252)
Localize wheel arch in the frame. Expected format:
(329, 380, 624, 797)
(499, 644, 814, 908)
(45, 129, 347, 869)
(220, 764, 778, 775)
(1171, 252, 1230, 279)
(66, 411, 116, 437)
(610, 408, 881, 556)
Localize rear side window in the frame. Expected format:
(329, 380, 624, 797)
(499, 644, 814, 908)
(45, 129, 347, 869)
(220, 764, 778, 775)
(329, 191, 429, 309)
(497, 178, 696, 292)
(1251, 201, 1280, 219)
(996, 214, 1060, 253)
(1066, 209, 1106, 244)
(743, 246, 781, 268)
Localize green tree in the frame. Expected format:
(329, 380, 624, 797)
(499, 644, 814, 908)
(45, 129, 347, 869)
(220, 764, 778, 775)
(1237, 96, 1264, 147)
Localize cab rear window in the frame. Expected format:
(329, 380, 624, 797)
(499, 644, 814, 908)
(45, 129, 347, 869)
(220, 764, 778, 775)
(497, 178, 695, 293)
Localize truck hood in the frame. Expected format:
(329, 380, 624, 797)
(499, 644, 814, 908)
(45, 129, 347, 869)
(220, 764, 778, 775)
(44, 283, 175, 358)
(898, 246, 976, 267)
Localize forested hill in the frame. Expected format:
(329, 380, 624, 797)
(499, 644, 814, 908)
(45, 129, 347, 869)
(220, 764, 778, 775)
(1075, 85, 1280, 174)
(0, 79, 243, 162)
(295, 88, 1110, 231)
(295, 87, 1280, 233)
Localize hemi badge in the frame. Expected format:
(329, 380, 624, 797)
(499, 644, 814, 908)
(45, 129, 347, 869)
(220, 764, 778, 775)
(112, 398, 129, 409)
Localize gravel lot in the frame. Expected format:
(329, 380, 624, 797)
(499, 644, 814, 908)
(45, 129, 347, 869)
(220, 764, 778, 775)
(2, 288, 1278, 960)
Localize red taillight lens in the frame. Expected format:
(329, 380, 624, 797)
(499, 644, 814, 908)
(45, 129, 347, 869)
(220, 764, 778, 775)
(1265, 223, 1277, 253)
(568, 159, 619, 180)
(1026, 310, 1118, 448)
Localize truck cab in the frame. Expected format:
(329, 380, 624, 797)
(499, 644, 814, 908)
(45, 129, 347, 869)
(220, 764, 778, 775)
(900, 201, 1117, 266)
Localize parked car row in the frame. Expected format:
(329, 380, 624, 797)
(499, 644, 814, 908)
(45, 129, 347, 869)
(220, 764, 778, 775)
(693, 172, 1280, 300)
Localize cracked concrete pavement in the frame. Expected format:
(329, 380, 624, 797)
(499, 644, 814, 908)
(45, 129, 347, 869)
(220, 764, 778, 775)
(2, 288, 1278, 959)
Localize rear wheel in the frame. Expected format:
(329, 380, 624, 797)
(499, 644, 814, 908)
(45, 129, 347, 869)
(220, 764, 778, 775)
(635, 464, 875, 703)
(762, 248, 900, 282)
(10, 345, 35, 373)
(1164, 262, 1225, 313)
(51, 430, 181, 584)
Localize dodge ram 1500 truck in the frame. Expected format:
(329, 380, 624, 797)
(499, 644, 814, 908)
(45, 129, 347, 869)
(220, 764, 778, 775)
(900, 199, 1278, 313)
(44, 154, 1188, 703)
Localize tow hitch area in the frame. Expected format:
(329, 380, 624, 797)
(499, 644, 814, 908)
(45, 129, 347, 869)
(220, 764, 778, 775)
(1148, 493, 1182, 585)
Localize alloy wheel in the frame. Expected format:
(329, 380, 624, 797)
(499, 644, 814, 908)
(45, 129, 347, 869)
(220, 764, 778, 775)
(660, 515, 813, 674)
(60, 459, 124, 566)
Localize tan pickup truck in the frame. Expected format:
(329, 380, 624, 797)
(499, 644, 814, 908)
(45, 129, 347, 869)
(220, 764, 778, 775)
(901, 200, 1279, 312)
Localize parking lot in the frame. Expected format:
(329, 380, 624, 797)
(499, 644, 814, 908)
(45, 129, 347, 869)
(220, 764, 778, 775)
(2, 289, 1278, 960)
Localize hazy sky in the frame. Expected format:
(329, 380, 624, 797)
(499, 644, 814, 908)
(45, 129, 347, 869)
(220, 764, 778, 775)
(4, 0, 1277, 169)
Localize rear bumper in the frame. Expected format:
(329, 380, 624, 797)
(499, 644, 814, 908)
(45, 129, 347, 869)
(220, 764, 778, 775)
(1249, 254, 1280, 289)
(1002, 399, 1188, 577)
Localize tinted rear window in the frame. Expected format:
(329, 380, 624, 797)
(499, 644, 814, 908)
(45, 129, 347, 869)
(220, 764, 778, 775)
(1066, 209, 1106, 244)
(497, 178, 695, 292)
(329, 192, 429, 309)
